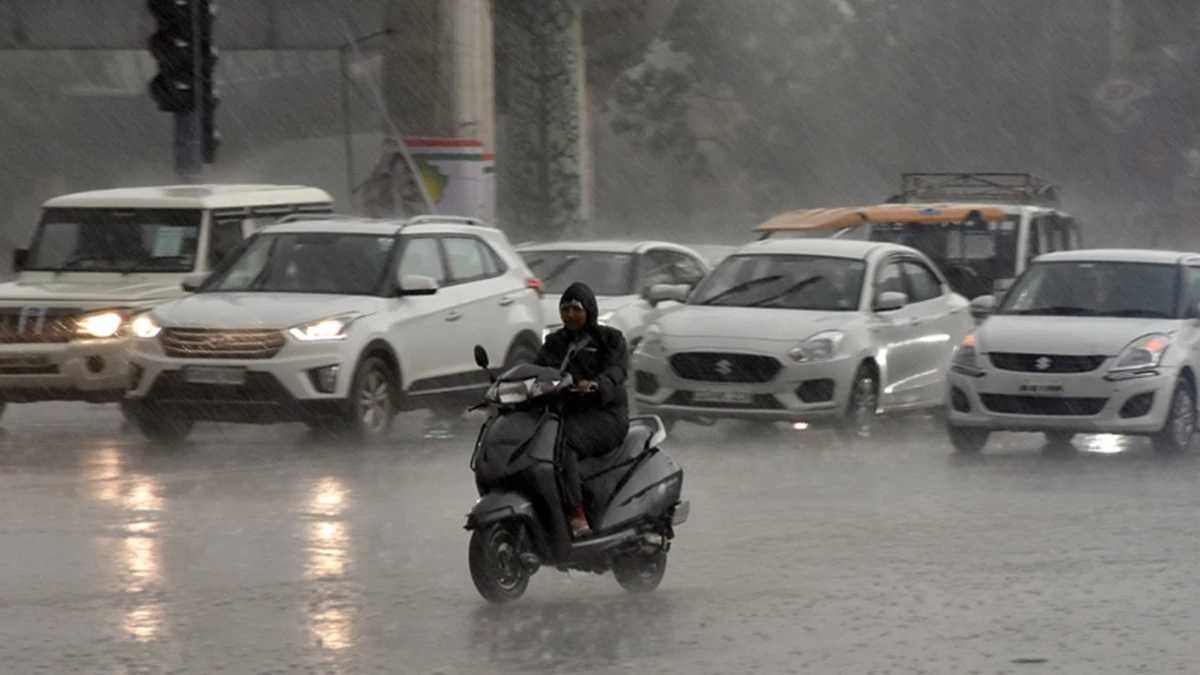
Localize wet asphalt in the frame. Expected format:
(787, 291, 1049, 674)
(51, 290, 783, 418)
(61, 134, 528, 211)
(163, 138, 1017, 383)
(1, 403, 1199, 674)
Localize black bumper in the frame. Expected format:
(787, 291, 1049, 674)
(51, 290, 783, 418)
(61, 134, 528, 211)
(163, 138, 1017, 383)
(130, 370, 349, 424)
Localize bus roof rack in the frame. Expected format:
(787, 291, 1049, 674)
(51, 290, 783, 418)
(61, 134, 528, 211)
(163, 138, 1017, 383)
(886, 172, 1061, 208)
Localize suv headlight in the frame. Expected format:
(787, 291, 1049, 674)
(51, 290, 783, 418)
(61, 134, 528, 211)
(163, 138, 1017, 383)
(1112, 333, 1170, 372)
(76, 309, 129, 339)
(951, 332, 982, 375)
(787, 330, 844, 362)
(639, 324, 665, 355)
(130, 314, 162, 339)
(289, 313, 365, 342)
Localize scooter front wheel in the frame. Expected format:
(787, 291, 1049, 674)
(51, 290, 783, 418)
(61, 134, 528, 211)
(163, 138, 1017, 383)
(468, 523, 530, 603)
(612, 550, 667, 593)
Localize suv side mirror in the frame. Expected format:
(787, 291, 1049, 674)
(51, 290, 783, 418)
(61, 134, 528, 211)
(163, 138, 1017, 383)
(181, 272, 209, 292)
(395, 272, 439, 296)
(874, 291, 908, 312)
(647, 283, 689, 306)
(12, 249, 28, 272)
(969, 294, 997, 320)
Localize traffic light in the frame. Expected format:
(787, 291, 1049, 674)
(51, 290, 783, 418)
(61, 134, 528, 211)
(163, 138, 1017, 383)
(198, 0, 219, 163)
(147, 0, 195, 113)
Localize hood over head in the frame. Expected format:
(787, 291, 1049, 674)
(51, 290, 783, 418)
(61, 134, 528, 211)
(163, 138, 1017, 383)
(559, 281, 599, 326)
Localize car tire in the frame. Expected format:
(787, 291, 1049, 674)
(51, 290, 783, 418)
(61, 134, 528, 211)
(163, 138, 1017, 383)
(837, 364, 878, 442)
(341, 355, 398, 442)
(947, 424, 989, 455)
(127, 401, 194, 443)
(1152, 379, 1196, 455)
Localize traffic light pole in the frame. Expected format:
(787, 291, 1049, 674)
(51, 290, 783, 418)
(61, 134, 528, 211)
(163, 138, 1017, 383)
(174, 0, 205, 179)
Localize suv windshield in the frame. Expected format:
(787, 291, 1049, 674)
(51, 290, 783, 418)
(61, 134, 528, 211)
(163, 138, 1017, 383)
(519, 250, 635, 296)
(1000, 260, 1180, 318)
(25, 208, 202, 273)
(689, 254, 866, 311)
(204, 231, 397, 295)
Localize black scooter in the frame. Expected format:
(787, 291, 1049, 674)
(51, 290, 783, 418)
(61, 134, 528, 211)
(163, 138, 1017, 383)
(463, 343, 689, 603)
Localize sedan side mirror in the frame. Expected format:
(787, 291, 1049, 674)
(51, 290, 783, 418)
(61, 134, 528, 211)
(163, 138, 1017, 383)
(647, 283, 689, 306)
(181, 271, 209, 292)
(12, 248, 28, 272)
(474, 345, 489, 369)
(874, 291, 908, 312)
(395, 272, 439, 296)
(969, 294, 997, 320)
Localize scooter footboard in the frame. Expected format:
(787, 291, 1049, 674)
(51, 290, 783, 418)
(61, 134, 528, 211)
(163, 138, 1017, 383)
(465, 491, 538, 530)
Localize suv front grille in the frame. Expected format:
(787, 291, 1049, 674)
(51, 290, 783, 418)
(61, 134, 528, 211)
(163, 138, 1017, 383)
(669, 352, 782, 383)
(160, 328, 286, 359)
(988, 353, 1106, 373)
(0, 307, 81, 344)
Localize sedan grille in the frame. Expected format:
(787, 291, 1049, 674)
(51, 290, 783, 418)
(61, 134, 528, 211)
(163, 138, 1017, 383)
(988, 353, 1106, 373)
(160, 327, 286, 359)
(0, 307, 81, 344)
(980, 394, 1107, 416)
(669, 352, 782, 383)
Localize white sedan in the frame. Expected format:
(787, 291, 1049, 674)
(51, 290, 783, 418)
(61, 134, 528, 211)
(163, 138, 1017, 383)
(946, 249, 1200, 455)
(631, 238, 973, 438)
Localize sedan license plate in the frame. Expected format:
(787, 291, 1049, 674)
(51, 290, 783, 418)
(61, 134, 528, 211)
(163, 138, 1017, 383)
(1018, 378, 1064, 395)
(692, 389, 753, 405)
(183, 366, 247, 386)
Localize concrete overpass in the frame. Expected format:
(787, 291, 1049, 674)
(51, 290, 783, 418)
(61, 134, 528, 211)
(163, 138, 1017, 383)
(0, 0, 680, 240)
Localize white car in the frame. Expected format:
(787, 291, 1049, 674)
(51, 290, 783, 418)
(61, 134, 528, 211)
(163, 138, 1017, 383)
(0, 184, 333, 421)
(515, 240, 712, 350)
(945, 248, 1200, 455)
(123, 215, 544, 441)
(631, 239, 973, 438)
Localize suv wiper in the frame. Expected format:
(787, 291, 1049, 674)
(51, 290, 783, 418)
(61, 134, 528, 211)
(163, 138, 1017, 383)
(698, 275, 784, 306)
(538, 256, 580, 285)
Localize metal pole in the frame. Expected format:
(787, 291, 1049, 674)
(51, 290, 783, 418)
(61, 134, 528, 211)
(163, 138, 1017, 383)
(341, 46, 355, 200)
(175, 0, 204, 180)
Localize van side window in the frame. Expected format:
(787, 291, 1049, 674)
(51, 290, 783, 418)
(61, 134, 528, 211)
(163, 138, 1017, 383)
(1186, 266, 1200, 318)
(1027, 217, 1044, 259)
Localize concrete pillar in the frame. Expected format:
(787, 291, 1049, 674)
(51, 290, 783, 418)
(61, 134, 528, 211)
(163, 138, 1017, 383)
(384, 0, 454, 137)
(492, 0, 585, 241)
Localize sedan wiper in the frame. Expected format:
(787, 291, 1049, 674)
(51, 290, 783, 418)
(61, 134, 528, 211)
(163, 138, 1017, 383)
(746, 275, 825, 307)
(698, 274, 784, 306)
(1008, 306, 1098, 316)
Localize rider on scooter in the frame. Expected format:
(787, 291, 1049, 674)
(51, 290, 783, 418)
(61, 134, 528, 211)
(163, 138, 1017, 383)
(535, 281, 630, 538)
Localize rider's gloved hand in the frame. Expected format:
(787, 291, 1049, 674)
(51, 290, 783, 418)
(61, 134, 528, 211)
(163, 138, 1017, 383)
(576, 380, 599, 393)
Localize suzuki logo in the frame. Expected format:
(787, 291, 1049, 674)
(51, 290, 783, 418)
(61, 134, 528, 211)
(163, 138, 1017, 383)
(16, 307, 47, 335)
(714, 359, 733, 376)
(1034, 356, 1052, 371)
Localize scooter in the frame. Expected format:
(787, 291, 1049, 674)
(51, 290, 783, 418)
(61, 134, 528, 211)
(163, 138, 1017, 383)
(463, 343, 689, 603)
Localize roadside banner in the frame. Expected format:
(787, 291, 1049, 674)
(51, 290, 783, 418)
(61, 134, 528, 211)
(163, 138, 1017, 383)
(360, 137, 494, 222)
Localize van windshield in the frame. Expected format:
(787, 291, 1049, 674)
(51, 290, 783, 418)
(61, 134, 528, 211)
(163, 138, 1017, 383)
(25, 208, 202, 273)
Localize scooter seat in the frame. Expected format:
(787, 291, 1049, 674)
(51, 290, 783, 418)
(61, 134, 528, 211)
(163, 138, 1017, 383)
(580, 418, 656, 479)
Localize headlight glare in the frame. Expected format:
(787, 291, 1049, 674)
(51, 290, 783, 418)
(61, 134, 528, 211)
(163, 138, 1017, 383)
(131, 314, 162, 339)
(288, 314, 361, 342)
(1112, 333, 1170, 371)
(76, 311, 126, 338)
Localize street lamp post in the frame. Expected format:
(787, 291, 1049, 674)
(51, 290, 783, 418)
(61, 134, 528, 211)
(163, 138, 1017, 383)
(338, 29, 392, 200)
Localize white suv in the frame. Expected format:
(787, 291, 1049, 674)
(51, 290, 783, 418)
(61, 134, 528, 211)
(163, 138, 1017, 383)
(946, 249, 1200, 455)
(123, 215, 545, 441)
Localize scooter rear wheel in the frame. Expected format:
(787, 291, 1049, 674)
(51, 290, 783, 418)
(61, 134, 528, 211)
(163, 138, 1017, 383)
(612, 551, 667, 593)
(469, 523, 530, 603)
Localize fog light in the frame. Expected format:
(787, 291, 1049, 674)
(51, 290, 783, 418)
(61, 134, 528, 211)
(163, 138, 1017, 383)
(86, 355, 105, 373)
(309, 365, 339, 393)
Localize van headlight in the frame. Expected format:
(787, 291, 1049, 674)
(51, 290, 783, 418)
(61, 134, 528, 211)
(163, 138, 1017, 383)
(1112, 333, 1170, 372)
(76, 310, 128, 339)
(130, 314, 162, 339)
(289, 313, 364, 342)
(787, 330, 844, 362)
(951, 332, 983, 375)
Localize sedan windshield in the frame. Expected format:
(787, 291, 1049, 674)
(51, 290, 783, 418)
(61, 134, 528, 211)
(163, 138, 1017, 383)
(25, 208, 202, 273)
(519, 250, 635, 296)
(204, 231, 396, 295)
(689, 254, 866, 311)
(1000, 260, 1179, 318)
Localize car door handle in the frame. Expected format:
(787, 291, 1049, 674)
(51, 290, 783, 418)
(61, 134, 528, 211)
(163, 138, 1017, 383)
(498, 295, 515, 306)
(445, 311, 463, 322)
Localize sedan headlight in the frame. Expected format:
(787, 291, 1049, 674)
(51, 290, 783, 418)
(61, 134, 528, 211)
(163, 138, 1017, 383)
(787, 330, 844, 362)
(639, 324, 665, 355)
(288, 314, 363, 342)
(597, 311, 615, 325)
(76, 310, 127, 339)
(1112, 333, 1170, 371)
(951, 332, 982, 374)
(130, 314, 162, 339)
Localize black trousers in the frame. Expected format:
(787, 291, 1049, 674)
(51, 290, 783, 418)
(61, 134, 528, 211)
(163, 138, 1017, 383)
(558, 409, 627, 510)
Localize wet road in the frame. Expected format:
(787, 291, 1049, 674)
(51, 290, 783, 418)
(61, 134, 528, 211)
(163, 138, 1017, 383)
(3, 405, 1200, 674)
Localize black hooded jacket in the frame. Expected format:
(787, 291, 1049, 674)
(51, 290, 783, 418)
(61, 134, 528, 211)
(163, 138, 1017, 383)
(535, 281, 630, 422)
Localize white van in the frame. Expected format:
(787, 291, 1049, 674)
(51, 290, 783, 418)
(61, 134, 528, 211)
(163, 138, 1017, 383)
(0, 184, 334, 420)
